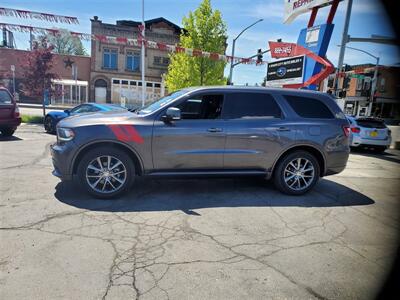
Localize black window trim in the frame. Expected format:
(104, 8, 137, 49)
(222, 91, 285, 120)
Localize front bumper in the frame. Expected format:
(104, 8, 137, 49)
(50, 142, 76, 181)
(350, 135, 391, 147)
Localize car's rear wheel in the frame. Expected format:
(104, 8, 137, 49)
(44, 116, 55, 133)
(1, 128, 15, 137)
(77, 147, 135, 199)
(273, 150, 320, 195)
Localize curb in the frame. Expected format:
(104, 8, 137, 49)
(18, 103, 72, 110)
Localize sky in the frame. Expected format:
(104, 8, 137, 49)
(1, 0, 399, 85)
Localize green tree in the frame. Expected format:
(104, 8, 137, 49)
(165, 0, 227, 91)
(38, 29, 87, 56)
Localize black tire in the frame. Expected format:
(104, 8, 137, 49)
(44, 116, 55, 134)
(1, 128, 15, 137)
(77, 146, 135, 199)
(273, 150, 320, 195)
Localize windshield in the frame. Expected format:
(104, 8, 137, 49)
(138, 90, 187, 114)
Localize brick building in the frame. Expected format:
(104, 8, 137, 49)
(321, 64, 400, 123)
(90, 16, 180, 107)
(0, 47, 91, 105)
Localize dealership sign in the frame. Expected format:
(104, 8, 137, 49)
(284, 0, 337, 24)
(269, 41, 295, 58)
(266, 56, 305, 86)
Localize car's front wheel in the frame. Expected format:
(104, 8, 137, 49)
(273, 150, 320, 195)
(44, 116, 55, 133)
(77, 147, 135, 199)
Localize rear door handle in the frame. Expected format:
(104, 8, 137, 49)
(277, 127, 291, 132)
(208, 128, 223, 133)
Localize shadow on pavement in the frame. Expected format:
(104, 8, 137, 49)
(351, 148, 400, 164)
(0, 135, 22, 141)
(54, 177, 375, 214)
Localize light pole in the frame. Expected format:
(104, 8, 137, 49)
(334, 0, 353, 95)
(341, 45, 379, 116)
(228, 19, 263, 85)
(141, 0, 146, 107)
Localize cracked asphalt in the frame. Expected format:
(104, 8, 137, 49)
(1, 124, 399, 299)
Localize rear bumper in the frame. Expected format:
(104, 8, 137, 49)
(0, 117, 21, 129)
(351, 135, 391, 147)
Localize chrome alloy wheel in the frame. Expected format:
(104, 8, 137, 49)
(283, 157, 315, 191)
(85, 155, 127, 194)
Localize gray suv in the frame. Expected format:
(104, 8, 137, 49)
(51, 86, 350, 198)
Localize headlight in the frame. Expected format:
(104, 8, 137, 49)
(57, 127, 75, 141)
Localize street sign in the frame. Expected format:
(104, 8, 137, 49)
(10, 65, 15, 72)
(266, 55, 305, 86)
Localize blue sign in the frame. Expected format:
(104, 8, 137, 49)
(297, 23, 334, 90)
(43, 89, 50, 106)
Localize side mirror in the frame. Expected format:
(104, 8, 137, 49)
(64, 109, 70, 115)
(164, 107, 181, 122)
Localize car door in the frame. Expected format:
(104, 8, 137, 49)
(223, 91, 295, 170)
(152, 93, 226, 170)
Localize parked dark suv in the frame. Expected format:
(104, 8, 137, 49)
(0, 87, 21, 137)
(51, 86, 350, 198)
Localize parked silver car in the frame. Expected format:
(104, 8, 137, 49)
(347, 116, 391, 153)
(51, 86, 350, 198)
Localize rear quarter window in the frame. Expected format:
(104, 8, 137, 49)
(0, 90, 12, 104)
(284, 95, 334, 119)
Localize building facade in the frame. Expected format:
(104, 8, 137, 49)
(0, 47, 91, 105)
(90, 16, 180, 107)
(321, 64, 400, 123)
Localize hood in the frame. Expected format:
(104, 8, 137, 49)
(48, 111, 68, 118)
(57, 110, 139, 128)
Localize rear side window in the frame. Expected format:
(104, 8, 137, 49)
(0, 90, 12, 104)
(224, 92, 282, 119)
(284, 95, 334, 119)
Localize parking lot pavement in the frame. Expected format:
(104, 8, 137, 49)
(1, 124, 399, 300)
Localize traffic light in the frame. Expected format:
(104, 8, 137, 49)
(256, 49, 263, 64)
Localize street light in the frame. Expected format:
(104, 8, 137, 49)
(228, 19, 263, 85)
(339, 45, 380, 116)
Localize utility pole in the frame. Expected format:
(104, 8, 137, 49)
(334, 0, 353, 95)
(141, 0, 146, 107)
(228, 19, 263, 85)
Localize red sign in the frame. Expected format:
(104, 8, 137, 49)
(269, 41, 294, 58)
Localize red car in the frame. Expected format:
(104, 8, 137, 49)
(0, 87, 21, 137)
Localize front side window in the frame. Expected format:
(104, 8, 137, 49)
(178, 94, 224, 120)
(126, 51, 140, 71)
(103, 48, 117, 69)
(0, 90, 12, 104)
(224, 92, 282, 119)
(284, 95, 334, 119)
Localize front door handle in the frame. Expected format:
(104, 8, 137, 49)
(277, 127, 291, 132)
(208, 128, 223, 133)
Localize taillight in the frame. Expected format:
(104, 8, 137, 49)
(343, 125, 350, 137)
(351, 127, 360, 133)
(14, 105, 20, 118)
